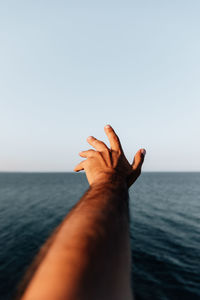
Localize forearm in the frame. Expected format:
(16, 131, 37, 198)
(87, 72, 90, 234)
(20, 177, 132, 300)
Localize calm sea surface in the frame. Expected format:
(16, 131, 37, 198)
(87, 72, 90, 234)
(0, 172, 200, 300)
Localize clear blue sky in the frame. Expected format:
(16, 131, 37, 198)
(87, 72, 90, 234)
(0, 1, 200, 172)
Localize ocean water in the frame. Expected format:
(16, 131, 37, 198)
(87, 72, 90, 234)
(0, 172, 200, 300)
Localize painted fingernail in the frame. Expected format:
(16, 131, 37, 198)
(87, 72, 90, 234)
(141, 149, 146, 156)
(105, 124, 111, 129)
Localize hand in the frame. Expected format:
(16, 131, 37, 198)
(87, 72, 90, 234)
(74, 125, 146, 187)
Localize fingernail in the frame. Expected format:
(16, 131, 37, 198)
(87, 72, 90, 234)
(87, 136, 93, 140)
(141, 149, 146, 156)
(105, 124, 111, 129)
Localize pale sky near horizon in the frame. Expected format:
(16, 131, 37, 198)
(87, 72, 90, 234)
(0, 1, 200, 172)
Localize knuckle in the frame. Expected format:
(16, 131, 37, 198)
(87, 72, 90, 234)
(104, 148, 110, 155)
(99, 141, 105, 148)
(112, 151, 119, 160)
(117, 149, 122, 155)
(96, 151, 101, 158)
(113, 149, 122, 159)
(113, 134, 119, 142)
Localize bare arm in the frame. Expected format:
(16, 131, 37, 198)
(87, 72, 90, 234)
(18, 125, 146, 300)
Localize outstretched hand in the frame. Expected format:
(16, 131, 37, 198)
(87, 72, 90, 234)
(74, 125, 146, 188)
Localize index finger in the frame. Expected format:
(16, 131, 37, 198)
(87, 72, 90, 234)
(104, 125, 122, 152)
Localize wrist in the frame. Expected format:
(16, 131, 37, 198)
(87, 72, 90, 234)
(90, 171, 128, 189)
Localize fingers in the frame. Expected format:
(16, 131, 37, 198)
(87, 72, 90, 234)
(79, 149, 96, 158)
(104, 125, 122, 152)
(132, 149, 146, 171)
(74, 149, 97, 172)
(74, 161, 85, 172)
(87, 136, 109, 152)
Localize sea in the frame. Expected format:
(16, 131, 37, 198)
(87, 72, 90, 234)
(0, 172, 200, 300)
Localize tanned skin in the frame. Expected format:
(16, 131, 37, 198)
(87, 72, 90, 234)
(17, 125, 146, 300)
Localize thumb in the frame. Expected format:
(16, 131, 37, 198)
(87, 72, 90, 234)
(132, 149, 146, 171)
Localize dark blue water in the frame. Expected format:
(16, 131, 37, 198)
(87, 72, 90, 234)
(0, 172, 200, 300)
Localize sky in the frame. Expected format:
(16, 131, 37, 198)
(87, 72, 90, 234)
(0, 1, 200, 172)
